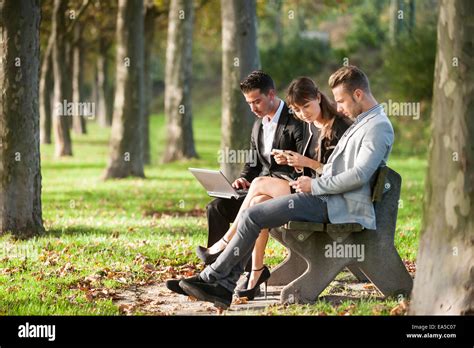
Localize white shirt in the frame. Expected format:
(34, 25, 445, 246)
(261, 100, 284, 164)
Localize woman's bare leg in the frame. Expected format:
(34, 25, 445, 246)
(246, 194, 272, 289)
(206, 177, 291, 254)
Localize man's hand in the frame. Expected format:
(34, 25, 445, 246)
(271, 150, 288, 165)
(289, 176, 312, 193)
(232, 177, 250, 189)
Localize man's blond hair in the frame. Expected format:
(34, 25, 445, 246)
(328, 65, 371, 94)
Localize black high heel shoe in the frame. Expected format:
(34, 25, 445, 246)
(235, 265, 271, 300)
(235, 271, 260, 296)
(196, 238, 228, 265)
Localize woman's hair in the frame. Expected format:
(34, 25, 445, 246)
(286, 76, 343, 143)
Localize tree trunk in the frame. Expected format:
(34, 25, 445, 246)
(220, 0, 260, 180)
(96, 38, 112, 127)
(143, 0, 156, 165)
(408, 0, 416, 33)
(409, 0, 474, 315)
(91, 64, 99, 117)
(0, 0, 44, 238)
(271, 0, 283, 47)
(389, 0, 404, 44)
(162, 0, 198, 163)
(52, 0, 73, 156)
(103, 0, 145, 179)
(66, 30, 74, 131)
(72, 23, 87, 134)
(105, 63, 114, 127)
(40, 34, 54, 144)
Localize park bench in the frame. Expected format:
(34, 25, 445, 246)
(268, 166, 413, 304)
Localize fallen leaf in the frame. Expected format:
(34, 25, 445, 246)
(118, 303, 136, 315)
(58, 262, 74, 276)
(232, 297, 248, 305)
(390, 300, 409, 316)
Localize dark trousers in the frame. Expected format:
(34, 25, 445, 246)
(206, 197, 252, 272)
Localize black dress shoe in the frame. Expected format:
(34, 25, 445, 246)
(165, 275, 203, 296)
(235, 265, 271, 300)
(179, 278, 233, 309)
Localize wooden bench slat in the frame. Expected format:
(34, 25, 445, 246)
(285, 221, 364, 233)
(285, 221, 325, 231)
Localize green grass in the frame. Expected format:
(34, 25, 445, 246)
(0, 96, 426, 315)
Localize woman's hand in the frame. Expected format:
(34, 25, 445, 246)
(284, 150, 309, 168)
(285, 150, 322, 172)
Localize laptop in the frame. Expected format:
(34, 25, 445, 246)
(189, 168, 248, 200)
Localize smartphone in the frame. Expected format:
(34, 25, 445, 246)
(272, 149, 293, 157)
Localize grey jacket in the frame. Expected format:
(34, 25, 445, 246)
(311, 105, 394, 230)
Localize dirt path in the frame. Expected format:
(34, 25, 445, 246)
(114, 283, 284, 315)
(112, 271, 393, 315)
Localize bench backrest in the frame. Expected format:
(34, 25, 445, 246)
(371, 166, 402, 239)
(371, 166, 389, 202)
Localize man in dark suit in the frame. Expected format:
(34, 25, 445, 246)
(205, 71, 305, 263)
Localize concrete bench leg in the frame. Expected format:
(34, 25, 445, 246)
(358, 244, 413, 298)
(268, 227, 307, 286)
(281, 254, 349, 304)
(278, 230, 351, 304)
(270, 227, 368, 287)
(346, 265, 369, 282)
(268, 248, 307, 286)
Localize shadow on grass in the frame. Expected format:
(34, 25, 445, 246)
(142, 208, 206, 218)
(71, 138, 109, 146)
(41, 218, 207, 239)
(319, 294, 385, 305)
(42, 162, 106, 171)
(41, 225, 121, 238)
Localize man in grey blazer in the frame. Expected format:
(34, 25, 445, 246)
(175, 66, 395, 309)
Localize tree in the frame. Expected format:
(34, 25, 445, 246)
(407, 0, 416, 33)
(52, 0, 73, 156)
(96, 37, 113, 127)
(220, 0, 260, 180)
(40, 35, 54, 144)
(409, 0, 474, 315)
(72, 23, 87, 134)
(162, 0, 198, 163)
(103, 0, 145, 179)
(389, 0, 404, 44)
(143, 0, 157, 164)
(0, 0, 44, 238)
(270, 0, 283, 47)
(88, 0, 116, 128)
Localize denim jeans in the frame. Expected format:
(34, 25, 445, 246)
(200, 192, 329, 292)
